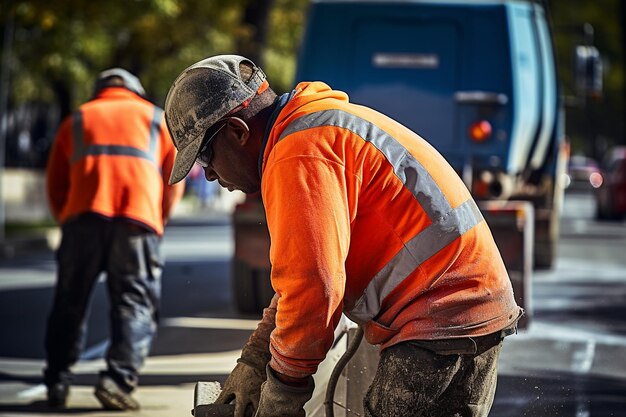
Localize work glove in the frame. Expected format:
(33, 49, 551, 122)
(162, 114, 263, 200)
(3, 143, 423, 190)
(215, 295, 278, 417)
(254, 365, 315, 417)
(215, 362, 264, 417)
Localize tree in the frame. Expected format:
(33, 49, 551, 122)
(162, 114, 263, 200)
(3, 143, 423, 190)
(0, 0, 309, 168)
(238, 0, 275, 67)
(622, 0, 626, 134)
(550, 0, 624, 157)
(2, 0, 622, 166)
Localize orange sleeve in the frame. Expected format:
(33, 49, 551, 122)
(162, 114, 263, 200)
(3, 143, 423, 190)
(159, 121, 185, 223)
(45, 117, 72, 222)
(262, 155, 351, 378)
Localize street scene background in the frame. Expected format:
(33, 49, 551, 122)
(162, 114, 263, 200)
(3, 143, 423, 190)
(1, 1, 626, 416)
(0, 189, 625, 417)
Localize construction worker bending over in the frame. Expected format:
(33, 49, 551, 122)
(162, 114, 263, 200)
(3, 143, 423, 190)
(44, 68, 184, 410)
(164, 55, 523, 417)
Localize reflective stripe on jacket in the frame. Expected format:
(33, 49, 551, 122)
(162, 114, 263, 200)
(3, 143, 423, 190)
(261, 82, 521, 378)
(46, 87, 184, 235)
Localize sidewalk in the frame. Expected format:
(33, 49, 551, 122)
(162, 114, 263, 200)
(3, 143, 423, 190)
(2, 190, 626, 415)
(0, 190, 243, 259)
(0, 196, 243, 417)
(0, 349, 238, 417)
(5, 321, 626, 417)
(0, 229, 59, 259)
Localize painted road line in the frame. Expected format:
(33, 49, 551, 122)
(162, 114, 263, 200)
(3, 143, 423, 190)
(0, 271, 56, 290)
(516, 321, 626, 347)
(17, 384, 46, 399)
(572, 341, 595, 417)
(143, 350, 240, 375)
(161, 317, 258, 330)
(572, 340, 596, 374)
(79, 340, 109, 360)
(11, 349, 241, 399)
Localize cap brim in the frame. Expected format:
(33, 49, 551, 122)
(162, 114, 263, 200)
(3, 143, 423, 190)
(168, 134, 204, 185)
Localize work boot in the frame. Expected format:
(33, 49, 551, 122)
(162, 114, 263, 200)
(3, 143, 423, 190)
(46, 382, 69, 408)
(94, 375, 140, 411)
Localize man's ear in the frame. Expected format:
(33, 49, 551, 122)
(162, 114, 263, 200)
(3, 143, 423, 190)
(226, 117, 249, 145)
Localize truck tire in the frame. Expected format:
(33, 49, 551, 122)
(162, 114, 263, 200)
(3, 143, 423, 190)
(595, 196, 621, 221)
(254, 268, 275, 310)
(595, 200, 610, 220)
(534, 143, 568, 270)
(232, 260, 274, 314)
(534, 202, 561, 270)
(534, 232, 555, 269)
(232, 260, 257, 314)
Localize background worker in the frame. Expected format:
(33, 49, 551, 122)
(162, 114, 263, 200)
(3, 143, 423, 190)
(44, 68, 184, 410)
(165, 55, 523, 417)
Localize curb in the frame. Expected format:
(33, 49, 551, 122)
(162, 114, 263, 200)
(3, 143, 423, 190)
(0, 228, 60, 259)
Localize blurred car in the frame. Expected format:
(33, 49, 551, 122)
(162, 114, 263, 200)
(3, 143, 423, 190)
(565, 155, 604, 191)
(595, 146, 626, 220)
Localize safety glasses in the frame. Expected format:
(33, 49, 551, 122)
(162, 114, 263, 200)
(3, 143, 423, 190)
(195, 119, 229, 168)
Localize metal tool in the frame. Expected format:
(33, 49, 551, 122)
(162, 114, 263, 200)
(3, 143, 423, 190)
(192, 381, 251, 417)
(191, 327, 364, 417)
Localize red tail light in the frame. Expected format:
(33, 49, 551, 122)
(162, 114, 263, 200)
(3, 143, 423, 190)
(589, 172, 603, 188)
(469, 120, 492, 142)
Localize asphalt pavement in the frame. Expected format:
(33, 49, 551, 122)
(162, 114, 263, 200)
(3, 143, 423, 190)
(0, 202, 245, 417)
(0, 191, 625, 417)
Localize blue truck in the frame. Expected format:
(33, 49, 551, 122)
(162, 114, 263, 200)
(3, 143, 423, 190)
(232, 0, 604, 318)
(295, 0, 568, 270)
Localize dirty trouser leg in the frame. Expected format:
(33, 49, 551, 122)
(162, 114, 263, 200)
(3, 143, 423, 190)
(364, 335, 502, 417)
(44, 216, 106, 385)
(103, 222, 162, 392)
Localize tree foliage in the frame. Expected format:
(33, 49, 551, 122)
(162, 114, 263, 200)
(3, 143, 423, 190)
(0, 0, 623, 167)
(3, 0, 307, 112)
(549, 0, 624, 158)
(0, 0, 308, 167)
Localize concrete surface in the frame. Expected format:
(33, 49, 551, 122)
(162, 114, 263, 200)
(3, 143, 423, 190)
(0, 187, 246, 416)
(2, 191, 625, 416)
(0, 351, 238, 417)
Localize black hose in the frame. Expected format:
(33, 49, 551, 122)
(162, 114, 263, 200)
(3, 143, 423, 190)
(324, 326, 364, 417)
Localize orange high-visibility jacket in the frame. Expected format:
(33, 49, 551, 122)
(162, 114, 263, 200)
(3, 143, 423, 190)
(261, 82, 522, 378)
(46, 87, 184, 235)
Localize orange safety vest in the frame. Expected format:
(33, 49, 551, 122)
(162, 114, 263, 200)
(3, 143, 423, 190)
(46, 87, 184, 235)
(261, 82, 522, 378)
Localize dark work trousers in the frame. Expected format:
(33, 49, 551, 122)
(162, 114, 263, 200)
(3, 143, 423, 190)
(44, 214, 163, 392)
(364, 331, 506, 417)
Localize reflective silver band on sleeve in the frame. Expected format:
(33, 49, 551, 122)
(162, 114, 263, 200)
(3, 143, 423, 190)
(277, 109, 484, 323)
(347, 199, 483, 323)
(278, 109, 452, 220)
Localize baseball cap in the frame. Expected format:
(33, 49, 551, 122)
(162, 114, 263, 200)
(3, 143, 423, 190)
(164, 55, 268, 185)
(95, 68, 146, 97)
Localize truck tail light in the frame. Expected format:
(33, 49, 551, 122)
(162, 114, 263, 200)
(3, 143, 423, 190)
(469, 120, 492, 142)
(589, 172, 603, 188)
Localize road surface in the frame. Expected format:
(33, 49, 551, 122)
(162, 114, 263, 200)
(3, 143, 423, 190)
(0, 191, 624, 416)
